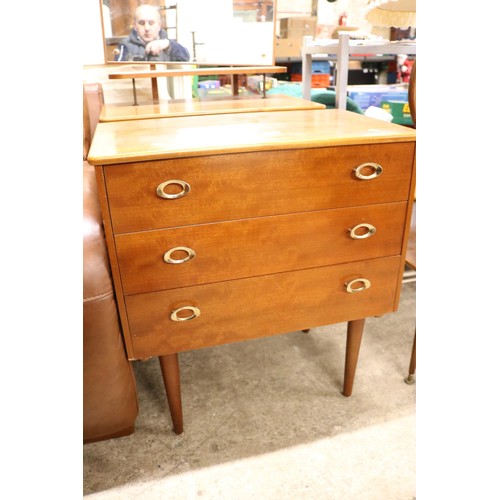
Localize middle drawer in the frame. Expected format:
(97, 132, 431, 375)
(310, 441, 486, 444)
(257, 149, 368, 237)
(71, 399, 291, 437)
(115, 202, 407, 295)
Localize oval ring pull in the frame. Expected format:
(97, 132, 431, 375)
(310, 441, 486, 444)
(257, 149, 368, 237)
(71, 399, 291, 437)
(156, 180, 191, 199)
(170, 306, 201, 322)
(345, 278, 371, 293)
(348, 223, 377, 240)
(353, 163, 383, 180)
(163, 246, 196, 265)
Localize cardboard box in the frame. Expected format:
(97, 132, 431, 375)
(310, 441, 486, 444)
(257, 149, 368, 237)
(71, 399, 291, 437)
(347, 85, 408, 111)
(381, 100, 414, 126)
(279, 17, 317, 39)
(247, 75, 278, 93)
(274, 37, 302, 58)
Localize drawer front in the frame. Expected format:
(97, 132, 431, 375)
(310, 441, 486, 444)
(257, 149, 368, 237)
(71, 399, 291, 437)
(125, 256, 402, 359)
(104, 143, 415, 233)
(116, 202, 407, 295)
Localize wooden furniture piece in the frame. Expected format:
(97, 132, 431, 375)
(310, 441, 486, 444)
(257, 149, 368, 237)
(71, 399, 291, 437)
(83, 82, 139, 444)
(99, 95, 325, 122)
(301, 35, 416, 107)
(408, 59, 416, 124)
(405, 59, 416, 384)
(88, 109, 416, 434)
(404, 201, 416, 384)
(108, 65, 288, 104)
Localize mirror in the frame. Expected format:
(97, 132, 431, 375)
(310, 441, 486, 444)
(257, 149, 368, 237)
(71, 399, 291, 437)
(101, 1, 276, 65)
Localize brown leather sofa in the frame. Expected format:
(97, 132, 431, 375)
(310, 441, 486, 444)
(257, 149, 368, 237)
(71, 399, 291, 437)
(83, 82, 139, 443)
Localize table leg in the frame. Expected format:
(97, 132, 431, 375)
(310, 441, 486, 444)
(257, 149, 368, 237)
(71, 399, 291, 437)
(302, 51, 312, 100)
(343, 318, 365, 397)
(335, 33, 350, 110)
(405, 331, 416, 384)
(158, 353, 183, 434)
(150, 64, 159, 104)
(232, 75, 239, 96)
(132, 78, 138, 106)
(151, 77, 159, 104)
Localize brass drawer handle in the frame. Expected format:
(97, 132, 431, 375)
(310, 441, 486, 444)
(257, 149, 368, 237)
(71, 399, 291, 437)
(353, 163, 383, 180)
(170, 306, 201, 322)
(345, 278, 371, 293)
(348, 223, 376, 240)
(163, 246, 196, 264)
(156, 180, 191, 199)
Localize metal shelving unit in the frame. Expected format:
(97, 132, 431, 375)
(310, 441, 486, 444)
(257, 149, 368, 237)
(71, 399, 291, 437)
(301, 34, 416, 108)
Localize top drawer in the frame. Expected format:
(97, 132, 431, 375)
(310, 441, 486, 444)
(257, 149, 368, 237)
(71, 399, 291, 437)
(103, 142, 415, 233)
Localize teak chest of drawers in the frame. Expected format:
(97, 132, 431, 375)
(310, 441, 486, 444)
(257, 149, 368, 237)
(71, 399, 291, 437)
(88, 109, 416, 434)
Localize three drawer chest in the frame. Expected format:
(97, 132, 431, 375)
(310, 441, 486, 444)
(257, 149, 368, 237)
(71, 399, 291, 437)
(88, 108, 416, 434)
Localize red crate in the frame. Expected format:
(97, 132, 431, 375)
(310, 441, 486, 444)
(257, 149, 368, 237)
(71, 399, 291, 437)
(291, 73, 330, 88)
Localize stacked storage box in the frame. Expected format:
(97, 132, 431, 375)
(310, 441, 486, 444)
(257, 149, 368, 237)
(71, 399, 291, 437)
(347, 85, 408, 111)
(346, 85, 413, 126)
(275, 16, 317, 58)
(381, 101, 414, 126)
(290, 61, 330, 88)
(279, 16, 317, 39)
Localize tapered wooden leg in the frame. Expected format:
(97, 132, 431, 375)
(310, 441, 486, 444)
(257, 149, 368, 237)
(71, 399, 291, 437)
(405, 331, 416, 385)
(158, 353, 183, 434)
(232, 75, 239, 96)
(343, 318, 365, 397)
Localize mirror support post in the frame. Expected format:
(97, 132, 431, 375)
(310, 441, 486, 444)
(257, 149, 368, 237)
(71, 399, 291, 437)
(231, 75, 238, 97)
(150, 64, 159, 104)
(132, 79, 137, 106)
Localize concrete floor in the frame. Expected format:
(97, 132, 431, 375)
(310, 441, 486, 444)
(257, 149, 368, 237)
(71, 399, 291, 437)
(83, 281, 416, 500)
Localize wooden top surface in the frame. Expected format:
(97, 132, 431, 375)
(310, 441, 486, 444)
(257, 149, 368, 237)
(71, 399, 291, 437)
(405, 201, 416, 270)
(99, 95, 326, 122)
(108, 65, 287, 79)
(88, 108, 416, 165)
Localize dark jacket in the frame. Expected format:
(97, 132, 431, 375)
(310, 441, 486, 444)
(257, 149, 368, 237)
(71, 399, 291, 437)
(116, 29, 190, 62)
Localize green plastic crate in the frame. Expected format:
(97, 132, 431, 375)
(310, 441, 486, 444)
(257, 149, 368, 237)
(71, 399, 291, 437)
(381, 100, 414, 126)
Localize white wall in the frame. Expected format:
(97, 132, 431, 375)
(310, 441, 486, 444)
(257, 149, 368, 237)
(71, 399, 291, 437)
(275, 0, 383, 38)
(82, 0, 106, 65)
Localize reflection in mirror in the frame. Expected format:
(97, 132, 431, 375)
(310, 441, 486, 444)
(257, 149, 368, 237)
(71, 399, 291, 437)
(101, 1, 276, 65)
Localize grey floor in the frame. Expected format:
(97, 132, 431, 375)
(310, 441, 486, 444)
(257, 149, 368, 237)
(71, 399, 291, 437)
(83, 281, 416, 500)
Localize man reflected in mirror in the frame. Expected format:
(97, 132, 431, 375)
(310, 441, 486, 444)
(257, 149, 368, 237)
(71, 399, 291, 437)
(115, 4, 190, 62)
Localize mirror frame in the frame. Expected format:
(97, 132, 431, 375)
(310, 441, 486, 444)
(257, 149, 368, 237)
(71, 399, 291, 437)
(99, 0, 277, 66)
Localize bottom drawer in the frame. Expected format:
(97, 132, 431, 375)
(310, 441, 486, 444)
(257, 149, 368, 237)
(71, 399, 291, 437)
(125, 256, 402, 359)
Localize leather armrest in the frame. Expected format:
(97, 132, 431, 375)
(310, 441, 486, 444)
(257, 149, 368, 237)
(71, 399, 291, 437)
(83, 161, 138, 443)
(83, 82, 104, 161)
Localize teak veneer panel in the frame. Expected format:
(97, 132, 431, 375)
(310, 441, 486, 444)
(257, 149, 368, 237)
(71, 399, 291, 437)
(107, 65, 288, 80)
(88, 109, 416, 164)
(115, 202, 408, 295)
(99, 95, 326, 122)
(90, 108, 416, 431)
(125, 256, 402, 359)
(103, 143, 414, 233)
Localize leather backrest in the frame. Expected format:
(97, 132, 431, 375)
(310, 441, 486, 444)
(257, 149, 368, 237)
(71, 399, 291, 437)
(83, 82, 104, 161)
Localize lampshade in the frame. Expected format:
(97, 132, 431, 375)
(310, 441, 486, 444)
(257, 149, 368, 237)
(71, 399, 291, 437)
(365, 0, 416, 28)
